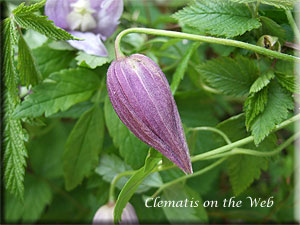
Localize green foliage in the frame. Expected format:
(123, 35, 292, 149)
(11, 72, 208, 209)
(114, 149, 161, 223)
(229, 0, 298, 9)
(104, 96, 148, 169)
(14, 14, 77, 41)
(12, 0, 46, 14)
(18, 34, 42, 86)
(13, 68, 100, 118)
(162, 184, 208, 223)
(249, 72, 274, 93)
(260, 16, 286, 42)
(173, 0, 261, 38)
(250, 81, 294, 144)
(217, 114, 277, 195)
(198, 56, 259, 96)
(275, 72, 299, 93)
(63, 104, 105, 190)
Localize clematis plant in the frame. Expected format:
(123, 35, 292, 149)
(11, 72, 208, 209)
(45, 0, 123, 56)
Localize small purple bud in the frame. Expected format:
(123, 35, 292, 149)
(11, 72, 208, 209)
(107, 54, 193, 174)
(93, 202, 139, 224)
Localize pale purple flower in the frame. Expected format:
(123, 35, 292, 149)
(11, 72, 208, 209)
(93, 202, 139, 224)
(45, 0, 123, 56)
(107, 54, 193, 174)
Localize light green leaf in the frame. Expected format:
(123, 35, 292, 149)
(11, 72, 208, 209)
(14, 14, 77, 41)
(217, 114, 277, 195)
(33, 43, 75, 78)
(244, 86, 269, 129)
(12, 0, 46, 14)
(249, 71, 274, 93)
(251, 81, 294, 144)
(275, 72, 299, 93)
(230, 0, 298, 9)
(18, 33, 42, 87)
(170, 42, 199, 94)
(114, 149, 161, 223)
(104, 96, 148, 169)
(162, 184, 208, 223)
(173, 0, 261, 38)
(13, 68, 100, 118)
(198, 56, 259, 96)
(5, 174, 52, 223)
(63, 104, 105, 190)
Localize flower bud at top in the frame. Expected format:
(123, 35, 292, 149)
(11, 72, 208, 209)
(93, 202, 138, 224)
(107, 54, 193, 174)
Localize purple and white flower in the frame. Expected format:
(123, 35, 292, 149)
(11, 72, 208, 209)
(45, 0, 123, 56)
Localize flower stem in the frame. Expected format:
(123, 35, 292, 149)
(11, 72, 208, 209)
(115, 28, 300, 62)
(188, 126, 232, 144)
(285, 10, 300, 44)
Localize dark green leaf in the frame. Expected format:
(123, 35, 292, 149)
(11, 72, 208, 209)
(275, 72, 299, 93)
(63, 104, 105, 190)
(104, 96, 148, 169)
(198, 56, 259, 96)
(260, 16, 286, 42)
(13, 68, 100, 118)
(18, 33, 42, 87)
(230, 0, 298, 9)
(173, 0, 261, 38)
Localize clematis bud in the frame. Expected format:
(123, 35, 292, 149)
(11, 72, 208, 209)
(93, 202, 138, 224)
(107, 54, 193, 174)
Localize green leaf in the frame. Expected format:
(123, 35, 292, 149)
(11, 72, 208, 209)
(170, 42, 199, 94)
(244, 86, 269, 129)
(114, 149, 161, 223)
(251, 81, 294, 144)
(104, 96, 148, 169)
(229, 0, 298, 9)
(33, 43, 75, 78)
(12, 0, 46, 14)
(13, 68, 100, 118)
(249, 71, 274, 93)
(198, 56, 259, 96)
(275, 72, 299, 93)
(260, 16, 286, 42)
(173, 0, 261, 38)
(217, 114, 277, 195)
(14, 14, 77, 41)
(162, 184, 208, 223)
(63, 104, 105, 190)
(18, 33, 42, 87)
(5, 173, 52, 223)
(75, 41, 115, 69)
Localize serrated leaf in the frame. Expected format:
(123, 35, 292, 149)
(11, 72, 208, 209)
(162, 184, 208, 223)
(170, 42, 199, 94)
(250, 71, 274, 93)
(18, 33, 42, 87)
(275, 72, 299, 93)
(114, 149, 161, 223)
(95, 154, 163, 194)
(198, 56, 259, 96)
(14, 14, 77, 41)
(244, 86, 269, 129)
(33, 43, 75, 78)
(217, 114, 277, 195)
(251, 81, 294, 144)
(230, 0, 298, 9)
(63, 104, 105, 190)
(12, 0, 46, 15)
(104, 96, 148, 169)
(75, 41, 115, 69)
(13, 68, 100, 118)
(5, 173, 52, 223)
(173, 0, 261, 38)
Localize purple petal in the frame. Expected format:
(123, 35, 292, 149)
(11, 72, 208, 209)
(68, 31, 108, 56)
(94, 0, 124, 40)
(45, 0, 75, 30)
(107, 54, 193, 174)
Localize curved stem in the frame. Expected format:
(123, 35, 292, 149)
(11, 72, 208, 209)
(285, 10, 300, 43)
(151, 158, 226, 198)
(115, 28, 300, 62)
(188, 126, 232, 144)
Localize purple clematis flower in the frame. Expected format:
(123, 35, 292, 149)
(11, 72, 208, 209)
(45, 0, 123, 56)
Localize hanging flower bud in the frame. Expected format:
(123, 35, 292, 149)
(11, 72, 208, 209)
(93, 202, 138, 224)
(107, 54, 193, 174)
